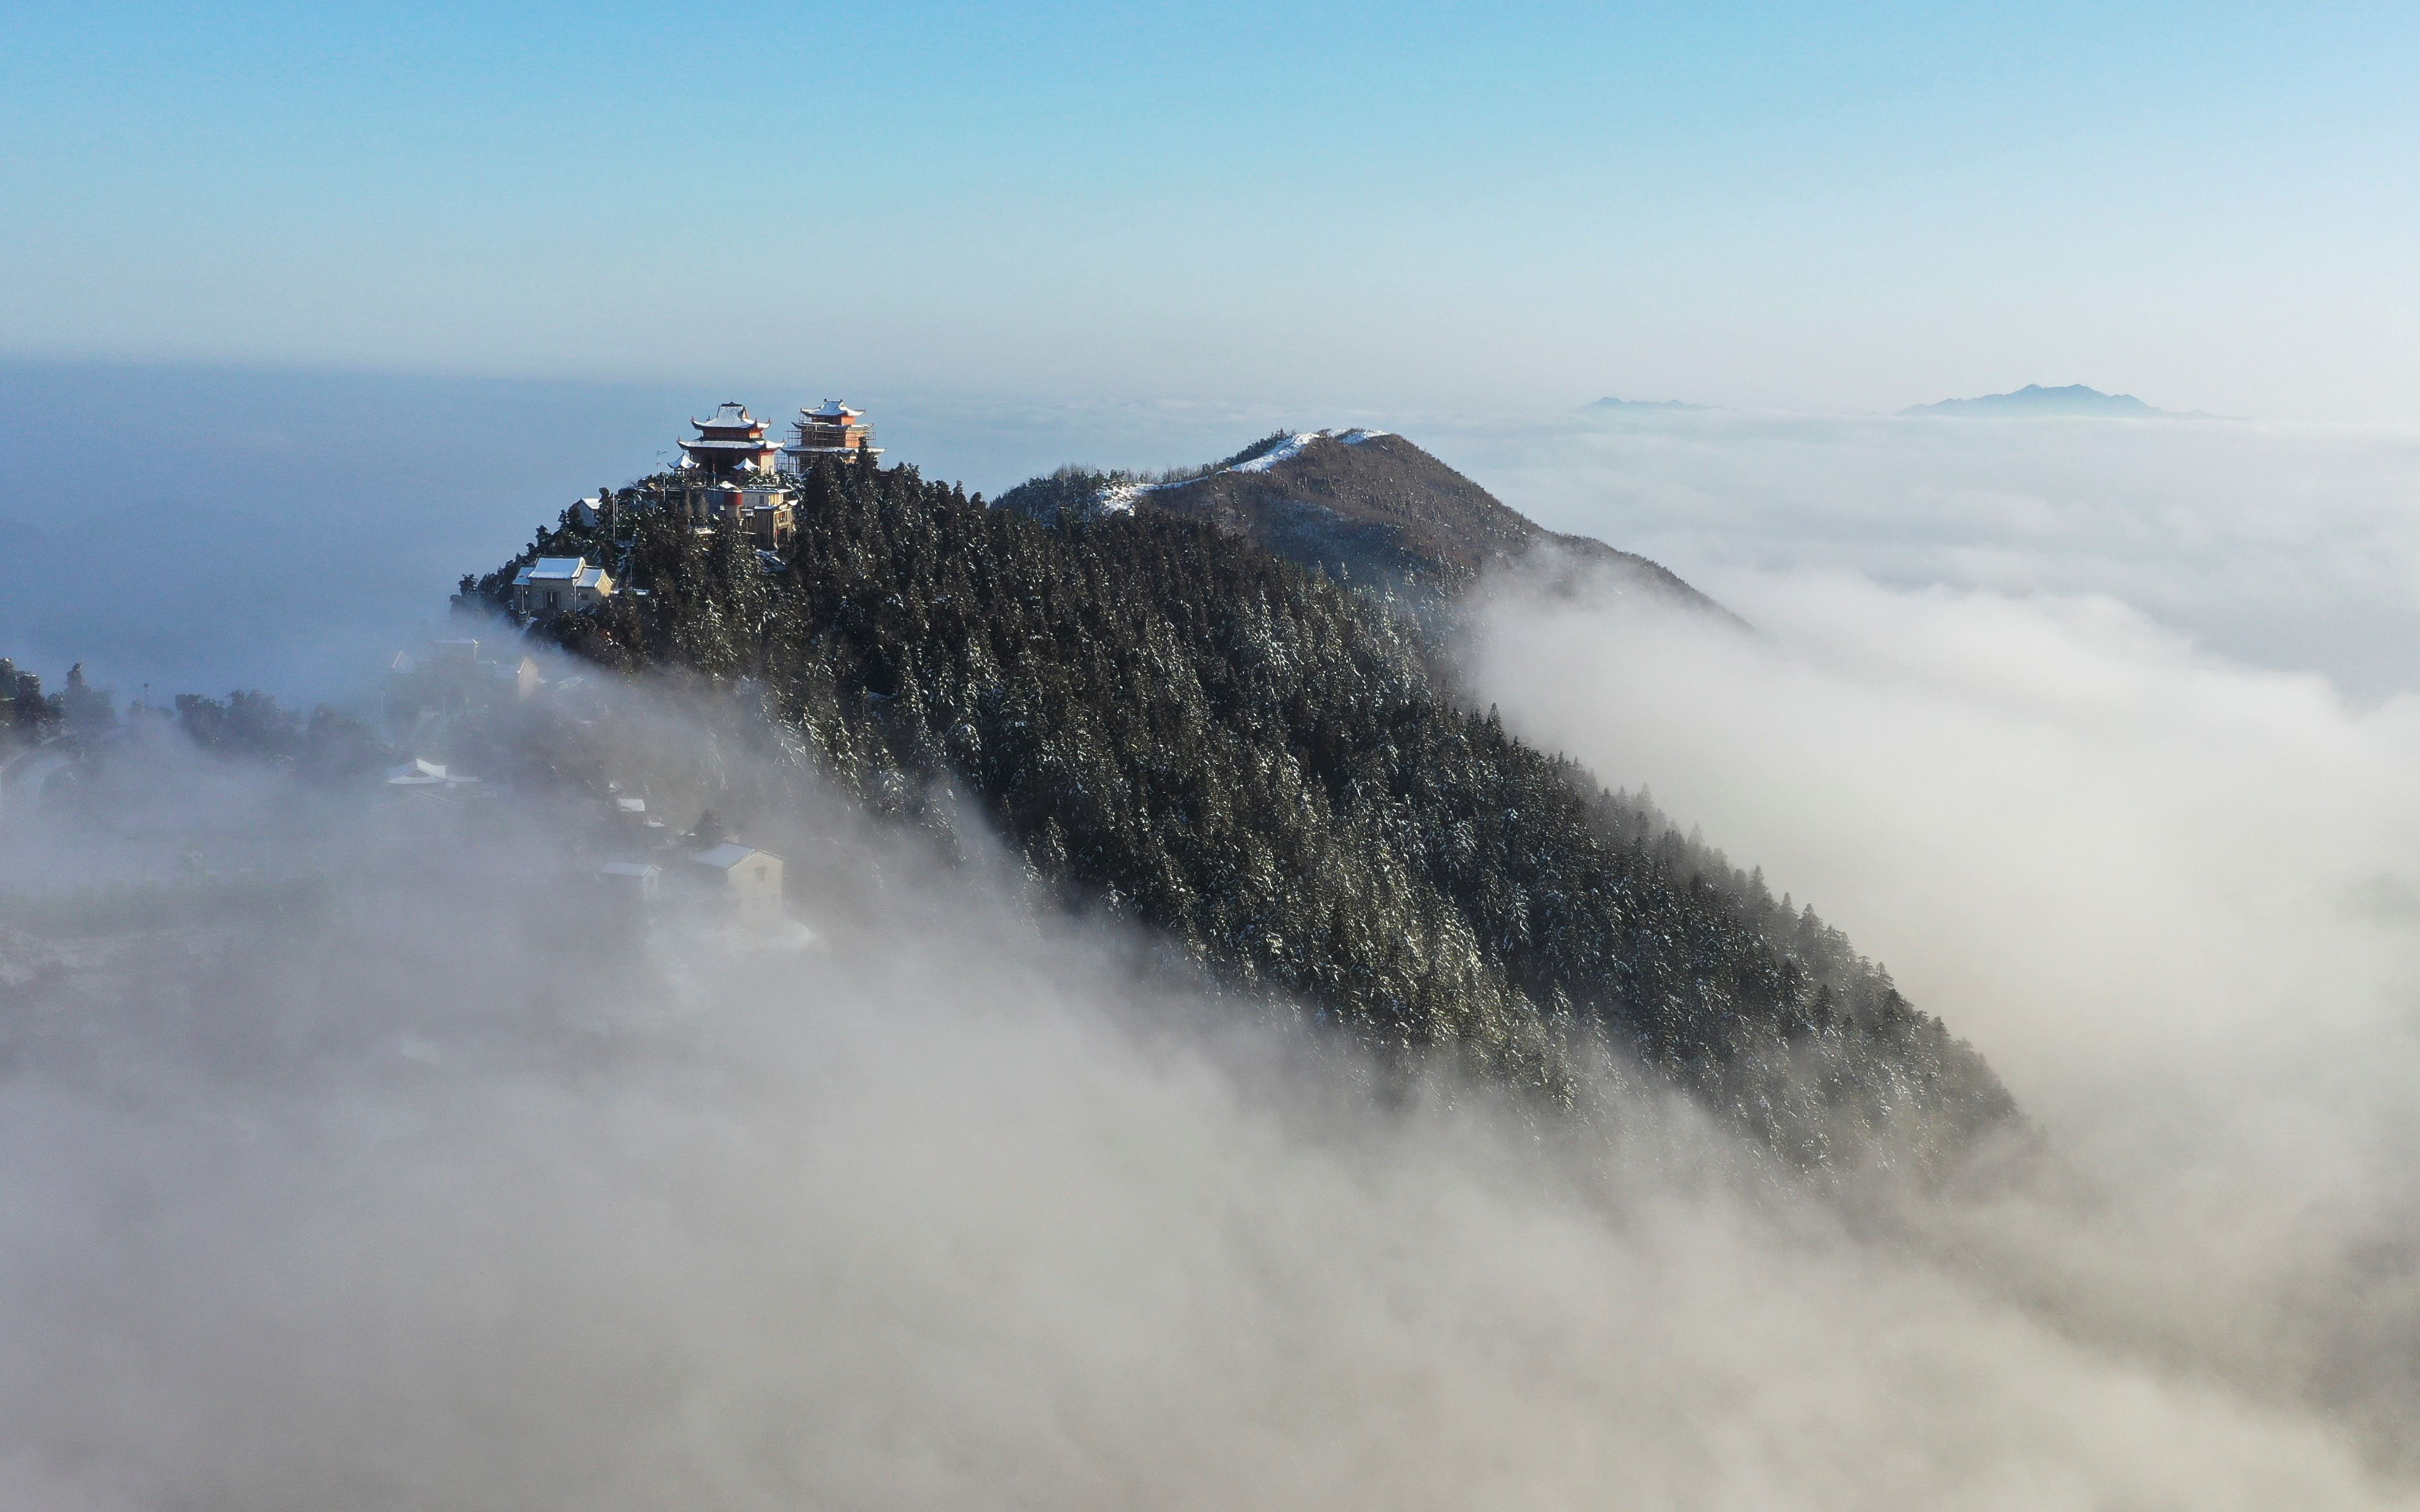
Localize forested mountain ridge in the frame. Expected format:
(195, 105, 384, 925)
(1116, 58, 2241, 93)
(994, 429, 1733, 619)
(466, 451, 2012, 1168)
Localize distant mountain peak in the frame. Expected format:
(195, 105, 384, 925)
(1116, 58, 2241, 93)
(993, 428, 1733, 622)
(1584, 396, 1708, 413)
(1902, 383, 2166, 418)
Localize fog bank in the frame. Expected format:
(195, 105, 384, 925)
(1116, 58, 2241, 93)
(1435, 408, 2420, 700)
(2, 687, 2415, 1507)
(1463, 558, 2420, 1492)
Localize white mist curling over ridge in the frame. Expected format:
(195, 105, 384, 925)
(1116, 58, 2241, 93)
(1460, 559, 2420, 1480)
(4, 685, 2419, 1505)
(1463, 561, 2420, 1120)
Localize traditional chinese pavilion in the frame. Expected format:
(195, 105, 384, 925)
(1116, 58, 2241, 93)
(680, 402, 782, 476)
(779, 400, 881, 473)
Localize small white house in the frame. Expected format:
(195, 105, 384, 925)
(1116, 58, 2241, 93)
(596, 860, 663, 907)
(488, 655, 544, 702)
(386, 637, 548, 718)
(513, 557, 616, 616)
(685, 843, 786, 928)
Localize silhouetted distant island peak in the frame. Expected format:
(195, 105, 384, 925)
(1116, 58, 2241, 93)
(1902, 383, 2166, 418)
(1584, 396, 1711, 414)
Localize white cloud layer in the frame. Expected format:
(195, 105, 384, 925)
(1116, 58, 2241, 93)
(0, 647, 2414, 1506)
(1452, 544, 2420, 1497)
(1434, 409, 2420, 699)
(7, 404, 2420, 1504)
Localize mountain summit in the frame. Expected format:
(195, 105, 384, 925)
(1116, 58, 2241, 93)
(994, 428, 1727, 615)
(1902, 383, 2165, 418)
(468, 446, 2008, 1166)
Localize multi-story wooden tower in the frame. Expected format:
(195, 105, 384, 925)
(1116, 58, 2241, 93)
(679, 402, 782, 477)
(779, 400, 881, 473)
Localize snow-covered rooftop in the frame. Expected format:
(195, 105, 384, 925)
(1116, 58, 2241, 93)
(385, 759, 477, 788)
(690, 842, 765, 870)
(525, 557, 587, 581)
(803, 400, 862, 419)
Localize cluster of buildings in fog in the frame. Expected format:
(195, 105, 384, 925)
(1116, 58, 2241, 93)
(381, 635, 786, 935)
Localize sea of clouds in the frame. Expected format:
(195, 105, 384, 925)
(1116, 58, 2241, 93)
(1442, 406, 2420, 699)
(1453, 407, 2420, 1500)
(6, 693, 2413, 1510)
(4, 379, 2419, 1506)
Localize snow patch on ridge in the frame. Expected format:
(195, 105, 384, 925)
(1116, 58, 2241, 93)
(1228, 432, 1323, 474)
(1093, 428, 1391, 514)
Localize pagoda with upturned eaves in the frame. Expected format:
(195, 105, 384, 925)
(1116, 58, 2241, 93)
(675, 401, 793, 548)
(779, 399, 881, 473)
(680, 401, 782, 477)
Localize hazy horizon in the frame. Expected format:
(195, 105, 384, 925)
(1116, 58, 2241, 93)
(6, 353, 2415, 708)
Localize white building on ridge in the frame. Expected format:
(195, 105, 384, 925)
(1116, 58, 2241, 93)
(513, 557, 615, 616)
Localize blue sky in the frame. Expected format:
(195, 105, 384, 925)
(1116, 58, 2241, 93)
(5, 2, 2417, 419)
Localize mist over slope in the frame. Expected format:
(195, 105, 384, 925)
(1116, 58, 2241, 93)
(1459, 547, 2420, 1488)
(0, 672, 2412, 1508)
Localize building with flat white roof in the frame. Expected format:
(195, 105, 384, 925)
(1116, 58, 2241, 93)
(512, 557, 614, 616)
